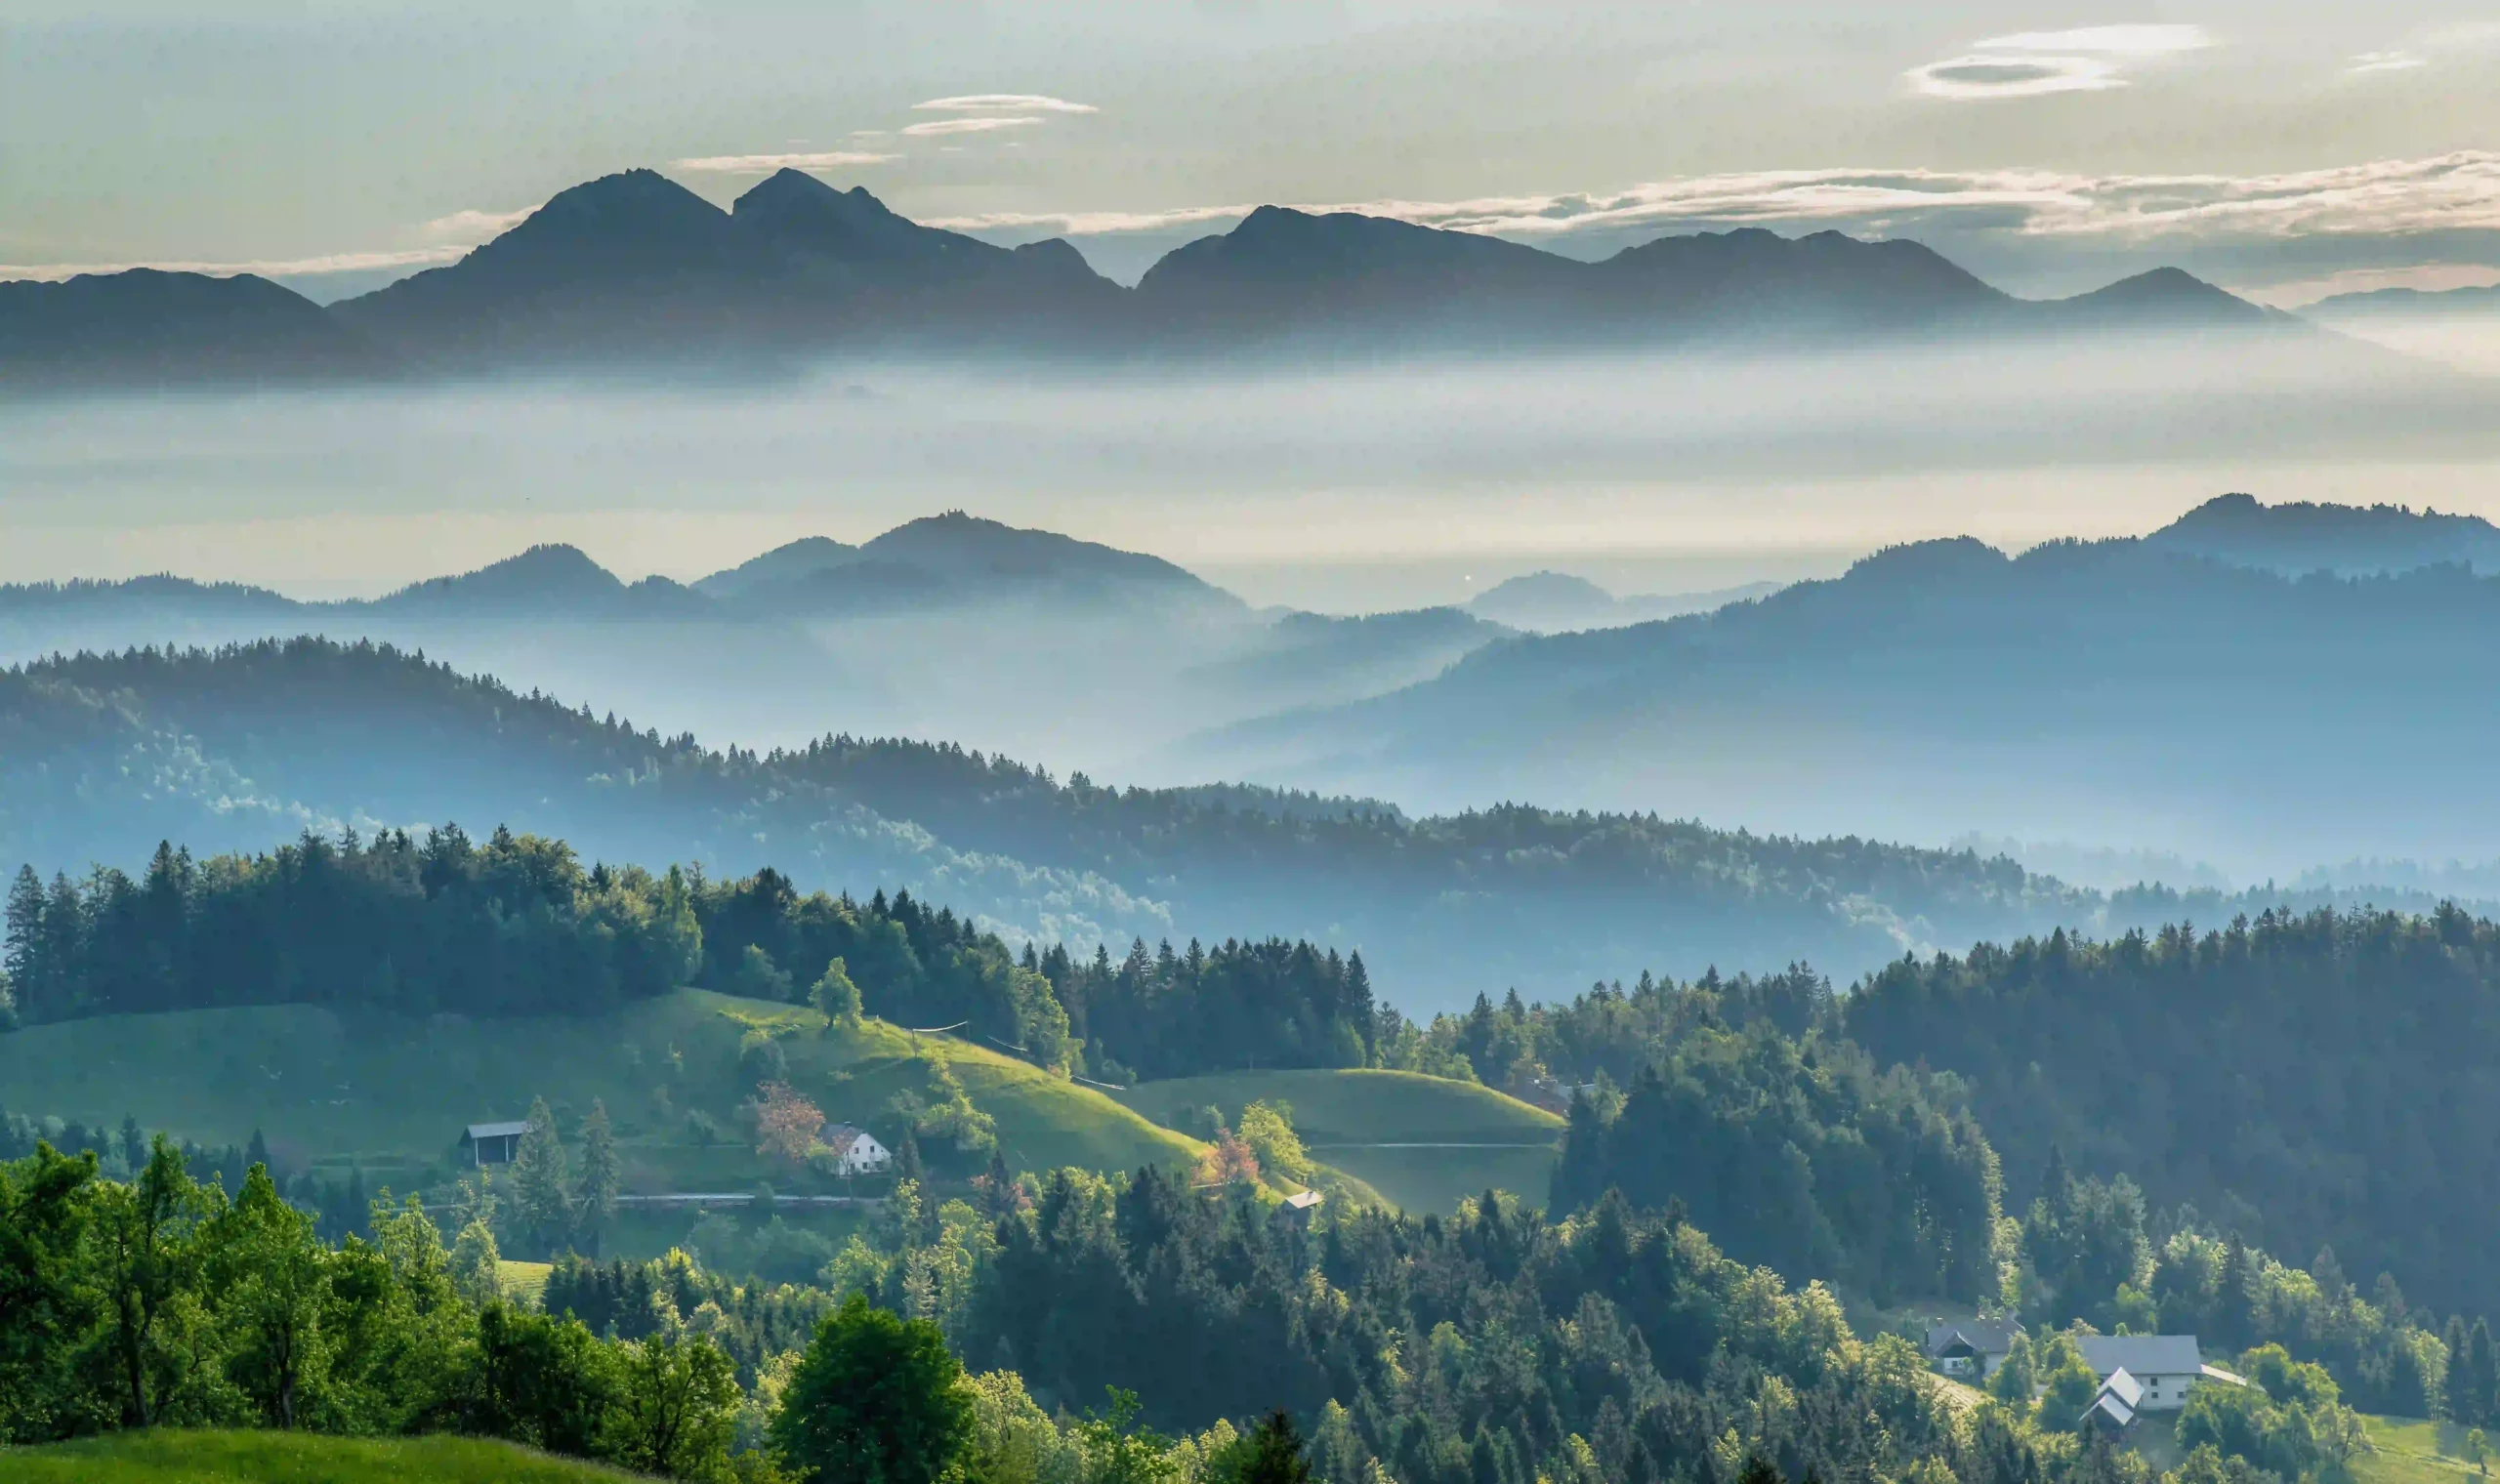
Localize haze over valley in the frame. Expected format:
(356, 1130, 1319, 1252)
(11, 8, 2500, 1480)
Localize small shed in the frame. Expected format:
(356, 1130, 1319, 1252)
(1279, 1190, 1325, 1225)
(461, 1120, 530, 1167)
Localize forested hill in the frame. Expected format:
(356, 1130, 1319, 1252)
(4, 638, 2470, 1010)
(1843, 905, 2500, 1319)
(1174, 535, 2500, 873)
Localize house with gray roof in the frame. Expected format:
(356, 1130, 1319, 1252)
(2075, 1335, 2243, 1412)
(1925, 1318, 2024, 1379)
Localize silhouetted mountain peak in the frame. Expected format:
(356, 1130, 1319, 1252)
(493, 169, 735, 260)
(694, 535, 862, 598)
(859, 512, 1227, 595)
(2149, 493, 2500, 575)
(0, 268, 377, 384)
(2059, 267, 2267, 325)
(729, 171, 987, 266)
(379, 543, 632, 610)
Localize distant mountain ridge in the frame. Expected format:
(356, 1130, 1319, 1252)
(1464, 571, 1784, 633)
(2147, 491, 2500, 575)
(6, 169, 2301, 383)
(1171, 521, 2500, 871)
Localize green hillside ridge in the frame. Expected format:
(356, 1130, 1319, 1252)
(0, 989, 1207, 1193)
(1114, 1067, 1562, 1215)
(0, 1429, 646, 1482)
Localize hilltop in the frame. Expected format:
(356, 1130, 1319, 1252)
(1114, 1067, 1562, 1215)
(0, 990, 1206, 1194)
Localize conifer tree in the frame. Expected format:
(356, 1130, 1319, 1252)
(513, 1095, 572, 1254)
(573, 1099, 620, 1255)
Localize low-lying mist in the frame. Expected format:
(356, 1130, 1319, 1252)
(5, 326, 2493, 603)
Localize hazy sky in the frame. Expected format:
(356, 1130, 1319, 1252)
(6, 2, 2500, 300)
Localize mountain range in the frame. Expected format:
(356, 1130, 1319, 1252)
(4, 168, 2312, 385)
(1166, 495, 2500, 872)
(0, 513, 1489, 769)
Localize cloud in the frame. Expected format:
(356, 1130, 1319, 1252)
(1908, 55, 2125, 98)
(1909, 21, 2214, 100)
(671, 149, 899, 174)
(0, 246, 468, 283)
(923, 151, 2500, 248)
(912, 94, 1097, 114)
(419, 206, 536, 241)
(899, 116, 1047, 138)
(1972, 24, 2215, 55)
(1, 200, 536, 283)
(2347, 51, 2426, 73)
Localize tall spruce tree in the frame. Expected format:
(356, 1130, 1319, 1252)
(512, 1095, 572, 1255)
(573, 1100, 620, 1256)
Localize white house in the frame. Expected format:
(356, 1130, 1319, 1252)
(823, 1125, 893, 1176)
(1925, 1319, 2024, 1379)
(2075, 1336, 2244, 1412)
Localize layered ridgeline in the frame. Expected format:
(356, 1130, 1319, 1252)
(6, 166, 2312, 384)
(0, 513, 1502, 769)
(1176, 502, 2500, 875)
(0, 636, 2314, 1008)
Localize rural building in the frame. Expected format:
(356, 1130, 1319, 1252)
(1924, 1318, 2024, 1378)
(2074, 1336, 2244, 1411)
(822, 1125, 893, 1176)
(2082, 1368, 2144, 1437)
(1279, 1190, 1325, 1226)
(460, 1120, 529, 1167)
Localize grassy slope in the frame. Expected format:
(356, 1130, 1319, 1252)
(0, 990, 1205, 1192)
(2356, 1416, 2486, 1484)
(0, 1430, 641, 1482)
(1113, 1067, 1563, 1216)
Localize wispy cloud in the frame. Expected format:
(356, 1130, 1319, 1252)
(2347, 51, 2426, 74)
(419, 206, 536, 240)
(925, 152, 2500, 247)
(1909, 21, 2215, 100)
(0, 246, 467, 284)
(2, 202, 535, 283)
(912, 94, 1097, 114)
(671, 149, 899, 174)
(900, 116, 1046, 138)
(1908, 55, 2125, 99)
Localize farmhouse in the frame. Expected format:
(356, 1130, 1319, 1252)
(822, 1124, 893, 1176)
(459, 1120, 529, 1167)
(2075, 1336, 2244, 1412)
(1924, 1318, 2024, 1378)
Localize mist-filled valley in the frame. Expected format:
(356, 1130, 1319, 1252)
(18, 108, 2500, 1484)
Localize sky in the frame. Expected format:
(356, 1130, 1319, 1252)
(6, 1, 2500, 302)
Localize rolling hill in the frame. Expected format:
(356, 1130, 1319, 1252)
(7, 632, 2478, 1013)
(1112, 1067, 1563, 1216)
(0, 990, 1207, 1194)
(1, 1430, 646, 1483)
